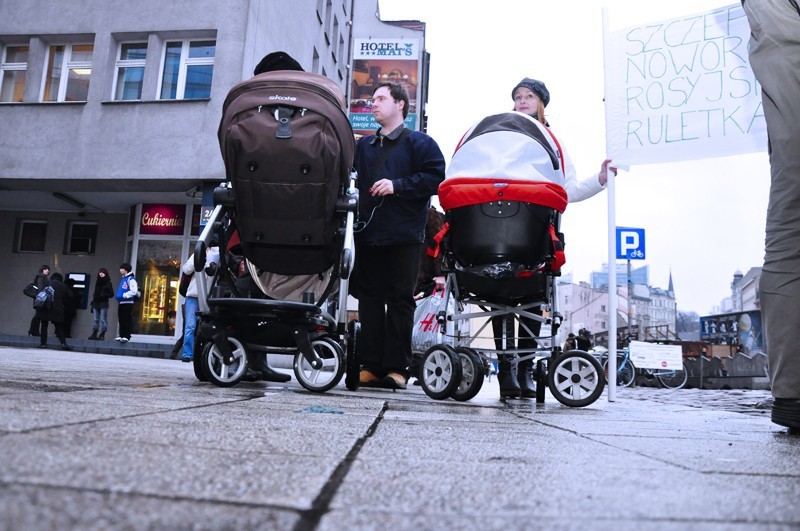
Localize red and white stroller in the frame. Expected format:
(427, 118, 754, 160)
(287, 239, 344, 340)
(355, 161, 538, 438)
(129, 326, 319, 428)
(418, 111, 605, 406)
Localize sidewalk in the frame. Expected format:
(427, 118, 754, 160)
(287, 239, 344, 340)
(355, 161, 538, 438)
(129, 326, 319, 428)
(1, 346, 798, 530)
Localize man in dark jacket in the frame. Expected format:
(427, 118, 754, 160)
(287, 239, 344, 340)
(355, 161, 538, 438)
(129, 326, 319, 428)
(352, 81, 446, 390)
(36, 272, 72, 350)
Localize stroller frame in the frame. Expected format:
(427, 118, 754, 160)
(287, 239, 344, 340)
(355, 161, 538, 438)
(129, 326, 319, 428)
(417, 206, 606, 407)
(190, 177, 361, 393)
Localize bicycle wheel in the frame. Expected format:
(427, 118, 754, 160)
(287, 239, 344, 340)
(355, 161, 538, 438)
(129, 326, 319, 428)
(602, 355, 635, 388)
(657, 362, 688, 389)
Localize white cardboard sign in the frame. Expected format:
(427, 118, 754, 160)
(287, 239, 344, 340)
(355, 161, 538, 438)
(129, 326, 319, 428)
(629, 341, 683, 370)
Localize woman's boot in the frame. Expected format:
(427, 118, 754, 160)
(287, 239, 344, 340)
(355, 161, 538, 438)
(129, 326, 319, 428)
(498, 357, 521, 399)
(98, 331, 105, 340)
(88, 331, 98, 340)
(518, 359, 536, 398)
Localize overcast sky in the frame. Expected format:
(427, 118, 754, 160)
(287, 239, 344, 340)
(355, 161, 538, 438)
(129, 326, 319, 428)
(377, 0, 770, 315)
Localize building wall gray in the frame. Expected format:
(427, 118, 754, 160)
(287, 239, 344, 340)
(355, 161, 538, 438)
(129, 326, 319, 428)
(0, 0, 353, 190)
(0, 0, 427, 341)
(1, 210, 129, 337)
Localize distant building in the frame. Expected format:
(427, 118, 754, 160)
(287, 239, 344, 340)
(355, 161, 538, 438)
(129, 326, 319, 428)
(558, 265, 676, 346)
(715, 267, 761, 315)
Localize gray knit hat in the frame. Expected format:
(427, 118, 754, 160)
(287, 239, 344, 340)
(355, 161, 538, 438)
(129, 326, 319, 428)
(511, 77, 550, 107)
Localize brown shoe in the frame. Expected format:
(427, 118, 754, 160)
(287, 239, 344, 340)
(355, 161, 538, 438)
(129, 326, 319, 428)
(381, 372, 407, 390)
(359, 370, 381, 387)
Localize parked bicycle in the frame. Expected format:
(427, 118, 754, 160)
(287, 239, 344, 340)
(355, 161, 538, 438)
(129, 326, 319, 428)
(602, 344, 688, 389)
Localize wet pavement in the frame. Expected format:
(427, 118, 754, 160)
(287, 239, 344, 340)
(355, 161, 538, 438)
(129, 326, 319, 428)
(1, 346, 798, 530)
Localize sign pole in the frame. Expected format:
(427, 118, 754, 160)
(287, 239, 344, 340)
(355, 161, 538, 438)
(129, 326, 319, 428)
(627, 259, 632, 343)
(603, 6, 617, 401)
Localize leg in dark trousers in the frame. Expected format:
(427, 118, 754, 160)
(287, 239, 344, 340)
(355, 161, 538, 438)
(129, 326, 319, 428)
(118, 303, 133, 339)
(29, 315, 41, 336)
(354, 244, 421, 380)
(39, 319, 50, 347)
(54, 322, 70, 350)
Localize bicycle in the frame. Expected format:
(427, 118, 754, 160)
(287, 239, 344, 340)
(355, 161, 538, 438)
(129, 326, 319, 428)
(602, 344, 688, 389)
(602, 348, 636, 388)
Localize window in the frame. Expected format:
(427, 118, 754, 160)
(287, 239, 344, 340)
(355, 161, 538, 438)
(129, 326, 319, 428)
(0, 45, 28, 102)
(113, 42, 147, 100)
(65, 221, 97, 255)
(42, 43, 93, 102)
(159, 39, 215, 100)
(14, 219, 47, 253)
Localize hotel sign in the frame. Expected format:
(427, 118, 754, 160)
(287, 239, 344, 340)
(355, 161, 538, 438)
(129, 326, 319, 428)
(139, 204, 186, 236)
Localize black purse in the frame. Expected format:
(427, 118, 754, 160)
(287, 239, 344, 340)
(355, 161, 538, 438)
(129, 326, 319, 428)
(23, 282, 39, 298)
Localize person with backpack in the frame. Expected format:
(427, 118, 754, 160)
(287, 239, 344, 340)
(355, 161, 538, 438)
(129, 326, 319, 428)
(115, 263, 139, 343)
(35, 272, 72, 351)
(88, 267, 114, 340)
(27, 264, 50, 336)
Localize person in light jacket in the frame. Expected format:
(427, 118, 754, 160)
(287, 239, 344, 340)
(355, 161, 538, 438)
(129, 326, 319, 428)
(180, 247, 219, 362)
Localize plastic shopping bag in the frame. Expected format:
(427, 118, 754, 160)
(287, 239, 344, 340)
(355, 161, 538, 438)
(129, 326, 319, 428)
(411, 289, 452, 353)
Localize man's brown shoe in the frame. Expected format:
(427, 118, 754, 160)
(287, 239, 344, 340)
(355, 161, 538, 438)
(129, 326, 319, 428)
(381, 372, 407, 390)
(359, 370, 381, 387)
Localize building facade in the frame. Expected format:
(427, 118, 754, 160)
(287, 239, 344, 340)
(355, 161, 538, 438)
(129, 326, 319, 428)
(0, 0, 363, 341)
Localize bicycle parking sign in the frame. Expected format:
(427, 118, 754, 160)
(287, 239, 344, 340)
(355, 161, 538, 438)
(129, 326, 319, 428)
(616, 227, 645, 260)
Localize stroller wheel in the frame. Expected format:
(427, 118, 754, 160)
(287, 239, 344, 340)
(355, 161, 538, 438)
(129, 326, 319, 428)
(451, 347, 484, 402)
(294, 336, 345, 393)
(204, 336, 249, 388)
(345, 320, 360, 391)
(547, 350, 605, 407)
(419, 344, 463, 400)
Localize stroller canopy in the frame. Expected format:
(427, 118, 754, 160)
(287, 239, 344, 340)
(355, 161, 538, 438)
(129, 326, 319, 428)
(440, 112, 567, 213)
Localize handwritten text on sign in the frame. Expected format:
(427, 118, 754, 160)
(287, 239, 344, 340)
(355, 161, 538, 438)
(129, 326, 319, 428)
(605, 4, 767, 165)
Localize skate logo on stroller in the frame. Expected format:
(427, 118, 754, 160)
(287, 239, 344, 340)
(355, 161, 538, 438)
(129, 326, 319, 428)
(268, 94, 297, 101)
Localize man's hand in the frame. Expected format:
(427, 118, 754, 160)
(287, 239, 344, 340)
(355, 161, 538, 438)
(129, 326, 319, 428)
(369, 179, 394, 196)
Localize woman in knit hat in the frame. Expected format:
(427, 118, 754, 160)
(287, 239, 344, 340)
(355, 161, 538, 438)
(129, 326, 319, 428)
(493, 77, 618, 399)
(511, 77, 616, 202)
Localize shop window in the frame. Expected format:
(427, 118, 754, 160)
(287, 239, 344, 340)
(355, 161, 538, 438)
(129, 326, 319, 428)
(14, 219, 47, 253)
(65, 221, 98, 255)
(113, 42, 147, 100)
(135, 240, 182, 336)
(159, 39, 215, 100)
(0, 45, 28, 102)
(42, 43, 93, 102)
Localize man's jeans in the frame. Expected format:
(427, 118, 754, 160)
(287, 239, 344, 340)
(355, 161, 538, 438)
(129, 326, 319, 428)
(183, 297, 199, 360)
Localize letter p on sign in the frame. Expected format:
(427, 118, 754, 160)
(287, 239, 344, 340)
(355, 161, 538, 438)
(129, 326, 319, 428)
(616, 227, 645, 260)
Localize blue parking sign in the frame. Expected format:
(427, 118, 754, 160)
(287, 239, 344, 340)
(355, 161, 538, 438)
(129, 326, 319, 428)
(616, 227, 645, 260)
